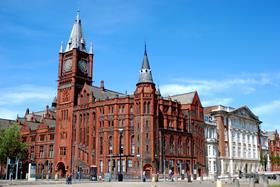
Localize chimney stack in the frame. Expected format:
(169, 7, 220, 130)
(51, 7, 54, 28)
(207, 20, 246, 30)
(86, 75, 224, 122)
(100, 80, 105, 91)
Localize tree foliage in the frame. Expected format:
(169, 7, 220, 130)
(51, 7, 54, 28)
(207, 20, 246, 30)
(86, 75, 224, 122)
(0, 124, 28, 163)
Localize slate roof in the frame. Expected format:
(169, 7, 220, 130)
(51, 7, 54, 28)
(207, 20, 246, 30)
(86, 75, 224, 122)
(168, 91, 196, 104)
(45, 119, 56, 128)
(89, 86, 126, 100)
(138, 45, 153, 84)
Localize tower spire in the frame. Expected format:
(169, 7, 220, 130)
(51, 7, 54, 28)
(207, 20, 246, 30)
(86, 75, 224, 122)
(138, 43, 153, 84)
(65, 10, 87, 52)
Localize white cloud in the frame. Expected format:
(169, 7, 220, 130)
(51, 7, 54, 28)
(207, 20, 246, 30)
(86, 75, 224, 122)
(0, 84, 56, 120)
(0, 108, 20, 120)
(160, 74, 276, 97)
(0, 84, 56, 105)
(252, 100, 280, 116)
(201, 98, 233, 107)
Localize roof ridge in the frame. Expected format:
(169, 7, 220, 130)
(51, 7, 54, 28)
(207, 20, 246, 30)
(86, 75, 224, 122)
(169, 91, 196, 97)
(90, 85, 126, 95)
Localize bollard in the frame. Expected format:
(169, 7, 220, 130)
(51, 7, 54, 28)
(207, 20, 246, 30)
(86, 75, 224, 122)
(233, 178, 240, 187)
(276, 175, 280, 183)
(217, 179, 224, 187)
(200, 175, 203, 181)
(263, 176, 268, 187)
(150, 183, 157, 187)
(187, 174, 192, 182)
(259, 175, 264, 184)
(249, 178, 255, 187)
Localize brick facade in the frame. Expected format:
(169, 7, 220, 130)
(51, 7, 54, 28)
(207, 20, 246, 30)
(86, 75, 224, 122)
(16, 13, 205, 179)
(268, 130, 280, 171)
(17, 105, 56, 178)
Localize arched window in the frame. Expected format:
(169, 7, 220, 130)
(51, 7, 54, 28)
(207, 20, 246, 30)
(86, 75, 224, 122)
(131, 135, 135, 155)
(120, 133, 124, 154)
(147, 102, 150, 114)
(186, 138, 190, 156)
(170, 135, 174, 154)
(178, 137, 182, 154)
(109, 136, 113, 154)
(143, 102, 147, 114)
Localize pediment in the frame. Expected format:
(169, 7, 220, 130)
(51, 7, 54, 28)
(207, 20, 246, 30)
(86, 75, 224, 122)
(231, 106, 259, 121)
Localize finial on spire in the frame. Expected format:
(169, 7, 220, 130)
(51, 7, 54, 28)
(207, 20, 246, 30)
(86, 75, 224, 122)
(76, 9, 80, 21)
(89, 42, 93, 54)
(144, 41, 147, 55)
(59, 41, 63, 53)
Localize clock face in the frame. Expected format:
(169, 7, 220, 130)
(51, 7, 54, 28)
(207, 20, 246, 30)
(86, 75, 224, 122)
(78, 59, 88, 73)
(63, 59, 72, 72)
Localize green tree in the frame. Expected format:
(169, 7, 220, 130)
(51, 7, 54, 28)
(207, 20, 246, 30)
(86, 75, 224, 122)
(0, 124, 28, 164)
(276, 155, 280, 165)
(260, 151, 268, 171)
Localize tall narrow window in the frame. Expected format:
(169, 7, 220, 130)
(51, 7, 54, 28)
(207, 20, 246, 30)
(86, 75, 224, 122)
(30, 146, 35, 160)
(147, 102, 150, 114)
(170, 136, 174, 154)
(131, 135, 135, 155)
(39, 146, 44, 158)
(99, 160, 103, 174)
(144, 102, 147, 114)
(100, 137, 103, 155)
(109, 136, 113, 154)
(86, 126, 89, 146)
(178, 137, 182, 154)
(49, 145, 54, 158)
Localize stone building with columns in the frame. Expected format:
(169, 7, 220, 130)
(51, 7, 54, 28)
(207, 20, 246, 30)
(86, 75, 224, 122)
(16, 12, 206, 179)
(204, 114, 218, 179)
(204, 105, 262, 177)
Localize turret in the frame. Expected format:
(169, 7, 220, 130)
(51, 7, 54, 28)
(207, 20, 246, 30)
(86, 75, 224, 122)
(137, 44, 154, 85)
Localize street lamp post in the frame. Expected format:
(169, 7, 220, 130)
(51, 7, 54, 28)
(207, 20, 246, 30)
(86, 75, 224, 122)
(118, 128, 123, 181)
(137, 154, 142, 181)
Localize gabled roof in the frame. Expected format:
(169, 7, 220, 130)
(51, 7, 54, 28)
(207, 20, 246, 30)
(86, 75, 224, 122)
(25, 121, 40, 131)
(230, 105, 259, 121)
(168, 91, 196, 104)
(207, 105, 260, 121)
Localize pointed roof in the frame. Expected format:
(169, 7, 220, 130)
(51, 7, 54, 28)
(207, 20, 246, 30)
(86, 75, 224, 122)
(168, 91, 197, 104)
(138, 44, 154, 84)
(65, 10, 87, 52)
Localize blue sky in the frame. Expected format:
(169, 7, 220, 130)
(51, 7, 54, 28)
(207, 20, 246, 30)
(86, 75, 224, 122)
(0, 0, 279, 131)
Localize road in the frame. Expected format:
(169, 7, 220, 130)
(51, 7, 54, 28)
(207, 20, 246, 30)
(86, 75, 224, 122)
(3, 180, 280, 187)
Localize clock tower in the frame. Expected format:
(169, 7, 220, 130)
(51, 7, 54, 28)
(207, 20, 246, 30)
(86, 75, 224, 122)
(54, 11, 93, 175)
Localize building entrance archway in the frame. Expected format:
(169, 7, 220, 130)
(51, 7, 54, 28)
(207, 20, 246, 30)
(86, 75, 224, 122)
(57, 162, 66, 177)
(143, 164, 153, 179)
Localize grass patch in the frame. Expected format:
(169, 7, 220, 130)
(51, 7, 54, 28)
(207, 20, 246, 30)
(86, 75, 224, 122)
(269, 185, 280, 187)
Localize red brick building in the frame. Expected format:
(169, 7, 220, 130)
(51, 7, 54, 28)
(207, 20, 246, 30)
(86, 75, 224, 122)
(18, 12, 206, 179)
(17, 102, 56, 178)
(268, 130, 280, 171)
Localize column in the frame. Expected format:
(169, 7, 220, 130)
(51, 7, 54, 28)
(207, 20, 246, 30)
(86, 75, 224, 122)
(228, 118, 233, 175)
